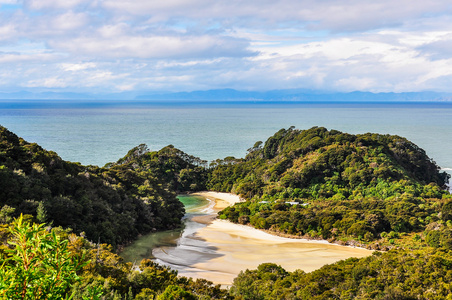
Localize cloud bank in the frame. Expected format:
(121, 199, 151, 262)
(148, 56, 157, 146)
(1, 0, 452, 93)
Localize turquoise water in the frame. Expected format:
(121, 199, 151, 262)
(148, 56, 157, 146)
(119, 195, 210, 263)
(180, 194, 210, 213)
(0, 101, 451, 177)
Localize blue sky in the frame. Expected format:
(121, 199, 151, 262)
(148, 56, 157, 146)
(1, 0, 452, 94)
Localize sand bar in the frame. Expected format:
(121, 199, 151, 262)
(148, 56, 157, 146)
(153, 192, 373, 285)
(192, 191, 242, 210)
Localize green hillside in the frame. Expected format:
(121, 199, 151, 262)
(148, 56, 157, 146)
(213, 127, 451, 243)
(108, 143, 209, 192)
(0, 126, 184, 247)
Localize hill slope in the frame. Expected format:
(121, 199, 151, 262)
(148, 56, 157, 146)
(0, 126, 184, 246)
(212, 127, 450, 243)
(108, 143, 209, 193)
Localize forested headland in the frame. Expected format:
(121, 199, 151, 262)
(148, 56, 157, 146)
(213, 127, 451, 247)
(1, 125, 452, 299)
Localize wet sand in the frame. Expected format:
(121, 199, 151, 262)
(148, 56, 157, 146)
(153, 192, 373, 285)
(192, 219, 372, 285)
(193, 191, 243, 210)
(190, 191, 242, 224)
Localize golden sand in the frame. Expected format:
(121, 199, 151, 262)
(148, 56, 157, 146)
(177, 192, 373, 285)
(192, 191, 243, 210)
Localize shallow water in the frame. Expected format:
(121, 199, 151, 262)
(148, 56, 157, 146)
(121, 194, 373, 285)
(119, 195, 211, 263)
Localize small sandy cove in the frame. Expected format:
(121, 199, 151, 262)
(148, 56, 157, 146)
(194, 191, 242, 210)
(188, 192, 373, 285)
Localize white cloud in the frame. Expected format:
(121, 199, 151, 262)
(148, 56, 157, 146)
(10, 11, 91, 39)
(24, 0, 91, 10)
(0, 24, 16, 41)
(115, 83, 136, 91)
(50, 11, 89, 31)
(156, 58, 221, 68)
(60, 62, 96, 71)
(0, 0, 18, 4)
(100, 0, 452, 32)
(0, 52, 56, 63)
(26, 77, 69, 88)
(416, 34, 452, 59)
(1, 0, 452, 93)
(49, 33, 255, 59)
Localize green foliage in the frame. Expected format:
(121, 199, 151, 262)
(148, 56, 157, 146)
(231, 249, 452, 299)
(0, 126, 185, 247)
(157, 285, 197, 300)
(442, 200, 452, 221)
(0, 215, 87, 299)
(426, 230, 442, 247)
(423, 221, 452, 250)
(230, 263, 293, 300)
(0, 217, 230, 300)
(212, 127, 451, 242)
(210, 127, 449, 200)
(36, 201, 47, 223)
(0, 205, 15, 223)
(111, 144, 209, 192)
(69, 244, 231, 299)
(219, 196, 443, 245)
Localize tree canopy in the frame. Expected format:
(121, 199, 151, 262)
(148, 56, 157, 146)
(0, 126, 184, 247)
(214, 127, 451, 245)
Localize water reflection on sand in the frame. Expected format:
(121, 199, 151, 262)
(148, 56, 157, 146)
(121, 193, 373, 285)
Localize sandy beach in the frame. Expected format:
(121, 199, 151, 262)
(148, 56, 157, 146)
(154, 192, 373, 285)
(192, 191, 243, 210)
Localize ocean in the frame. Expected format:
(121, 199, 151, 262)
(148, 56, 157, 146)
(0, 100, 451, 179)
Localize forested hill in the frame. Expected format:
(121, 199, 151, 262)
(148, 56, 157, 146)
(108, 143, 209, 192)
(210, 126, 449, 197)
(214, 127, 451, 244)
(0, 126, 184, 247)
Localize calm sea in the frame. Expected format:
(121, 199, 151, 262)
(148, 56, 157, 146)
(0, 100, 451, 181)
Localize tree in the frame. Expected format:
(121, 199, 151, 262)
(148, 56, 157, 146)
(36, 201, 47, 224)
(157, 285, 196, 300)
(0, 205, 15, 224)
(0, 215, 89, 299)
(442, 201, 452, 222)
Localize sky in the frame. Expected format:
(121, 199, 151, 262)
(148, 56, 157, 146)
(1, 0, 452, 94)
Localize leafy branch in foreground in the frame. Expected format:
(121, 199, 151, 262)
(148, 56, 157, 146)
(0, 215, 92, 299)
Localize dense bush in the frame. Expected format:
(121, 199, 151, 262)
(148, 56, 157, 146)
(214, 127, 451, 241)
(109, 144, 209, 192)
(0, 126, 184, 247)
(230, 249, 452, 299)
(0, 217, 231, 299)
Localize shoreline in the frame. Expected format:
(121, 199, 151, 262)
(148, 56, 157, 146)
(189, 191, 242, 225)
(190, 191, 370, 250)
(171, 191, 373, 285)
(191, 191, 243, 210)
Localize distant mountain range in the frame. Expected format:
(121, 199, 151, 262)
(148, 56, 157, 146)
(135, 89, 452, 102)
(0, 89, 451, 102)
